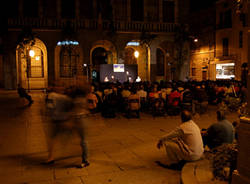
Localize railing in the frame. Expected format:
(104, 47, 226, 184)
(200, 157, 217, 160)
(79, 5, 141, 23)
(215, 50, 240, 61)
(8, 18, 178, 33)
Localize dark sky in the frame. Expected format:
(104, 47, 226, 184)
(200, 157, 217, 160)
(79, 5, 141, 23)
(190, 0, 218, 12)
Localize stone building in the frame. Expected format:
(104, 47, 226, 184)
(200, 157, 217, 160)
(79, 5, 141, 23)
(0, 0, 190, 90)
(189, 5, 216, 81)
(189, 0, 249, 81)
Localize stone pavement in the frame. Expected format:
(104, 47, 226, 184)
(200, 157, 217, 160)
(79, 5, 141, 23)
(0, 90, 239, 184)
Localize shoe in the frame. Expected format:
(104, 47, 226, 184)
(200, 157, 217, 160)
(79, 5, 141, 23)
(78, 161, 90, 168)
(42, 160, 55, 165)
(155, 161, 185, 171)
(28, 100, 34, 106)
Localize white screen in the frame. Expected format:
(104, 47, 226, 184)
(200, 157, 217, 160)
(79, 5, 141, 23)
(113, 64, 124, 72)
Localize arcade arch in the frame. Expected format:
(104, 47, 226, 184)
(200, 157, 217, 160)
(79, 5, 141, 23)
(16, 38, 48, 89)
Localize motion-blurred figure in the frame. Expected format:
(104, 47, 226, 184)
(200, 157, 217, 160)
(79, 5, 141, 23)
(17, 84, 33, 106)
(44, 85, 90, 168)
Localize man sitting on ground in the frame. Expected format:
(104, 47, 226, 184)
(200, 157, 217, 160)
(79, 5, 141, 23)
(156, 110, 204, 169)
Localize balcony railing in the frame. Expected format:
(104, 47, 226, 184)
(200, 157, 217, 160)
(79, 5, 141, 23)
(215, 50, 240, 61)
(7, 18, 178, 33)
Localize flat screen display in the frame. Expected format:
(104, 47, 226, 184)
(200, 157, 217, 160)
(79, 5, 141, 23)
(113, 64, 124, 72)
(216, 63, 235, 79)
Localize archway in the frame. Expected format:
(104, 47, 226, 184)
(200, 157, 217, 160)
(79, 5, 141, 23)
(124, 40, 148, 81)
(16, 38, 48, 89)
(124, 47, 137, 65)
(54, 42, 83, 87)
(90, 40, 117, 82)
(157, 41, 174, 81)
(91, 47, 109, 82)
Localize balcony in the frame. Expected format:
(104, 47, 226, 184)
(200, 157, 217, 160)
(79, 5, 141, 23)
(215, 50, 240, 61)
(7, 18, 178, 33)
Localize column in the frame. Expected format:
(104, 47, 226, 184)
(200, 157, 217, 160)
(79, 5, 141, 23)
(57, 0, 61, 19)
(159, 0, 163, 22)
(127, 0, 131, 21)
(75, 0, 80, 19)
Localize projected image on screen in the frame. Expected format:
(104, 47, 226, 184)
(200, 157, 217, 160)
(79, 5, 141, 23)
(113, 64, 124, 72)
(100, 64, 138, 83)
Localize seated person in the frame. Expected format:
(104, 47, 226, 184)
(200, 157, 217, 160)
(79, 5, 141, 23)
(156, 110, 204, 169)
(17, 84, 34, 106)
(202, 111, 235, 150)
(127, 88, 140, 118)
(86, 86, 98, 113)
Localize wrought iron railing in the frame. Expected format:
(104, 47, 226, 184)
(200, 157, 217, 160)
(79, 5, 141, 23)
(215, 50, 240, 61)
(8, 18, 178, 33)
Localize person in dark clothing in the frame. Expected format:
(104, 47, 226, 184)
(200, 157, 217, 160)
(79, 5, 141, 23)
(202, 111, 235, 150)
(17, 84, 33, 106)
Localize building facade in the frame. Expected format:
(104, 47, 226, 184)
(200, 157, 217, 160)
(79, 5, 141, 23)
(214, 0, 248, 81)
(189, 0, 249, 82)
(189, 6, 216, 81)
(0, 0, 190, 90)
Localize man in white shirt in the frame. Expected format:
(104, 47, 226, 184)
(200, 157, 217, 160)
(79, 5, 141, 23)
(156, 110, 204, 169)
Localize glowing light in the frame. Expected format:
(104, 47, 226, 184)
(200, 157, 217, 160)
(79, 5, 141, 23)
(83, 64, 87, 67)
(35, 56, 40, 61)
(127, 41, 140, 46)
(194, 38, 198, 42)
(29, 50, 35, 57)
(104, 76, 109, 82)
(134, 51, 139, 58)
(136, 76, 141, 82)
(57, 40, 79, 46)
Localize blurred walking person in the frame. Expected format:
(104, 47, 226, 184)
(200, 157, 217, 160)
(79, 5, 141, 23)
(17, 84, 34, 106)
(44, 86, 90, 168)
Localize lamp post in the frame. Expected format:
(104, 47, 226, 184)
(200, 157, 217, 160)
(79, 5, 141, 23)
(26, 48, 35, 92)
(134, 50, 139, 81)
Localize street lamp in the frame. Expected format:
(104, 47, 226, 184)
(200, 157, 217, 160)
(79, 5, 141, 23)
(134, 50, 139, 58)
(29, 49, 35, 57)
(26, 49, 35, 92)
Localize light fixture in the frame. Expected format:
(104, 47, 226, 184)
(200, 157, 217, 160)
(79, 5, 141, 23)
(134, 51, 139, 58)
(136, 76, 141, 82)
(104, 76, 109, 82)
(29, 50, 35, 57)
(35, 56, 40, 61)
(57, 40, 79, 46)
(194, 38, 198, 42)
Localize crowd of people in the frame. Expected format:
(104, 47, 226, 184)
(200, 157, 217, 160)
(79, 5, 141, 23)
(17, 79, 245, 171)
(85, 80, 247, 118)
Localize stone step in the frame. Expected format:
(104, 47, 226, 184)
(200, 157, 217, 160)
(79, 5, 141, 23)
(181, 158, 227, 184)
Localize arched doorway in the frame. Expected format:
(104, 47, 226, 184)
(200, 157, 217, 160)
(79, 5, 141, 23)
(124, 47, 137, 65)
(157, 41, 174, 81)
(54, 42, 83, 87)
(16, 38, 48, 90)
(92, 47, 109, 82)
(90, 40, 117, 82)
